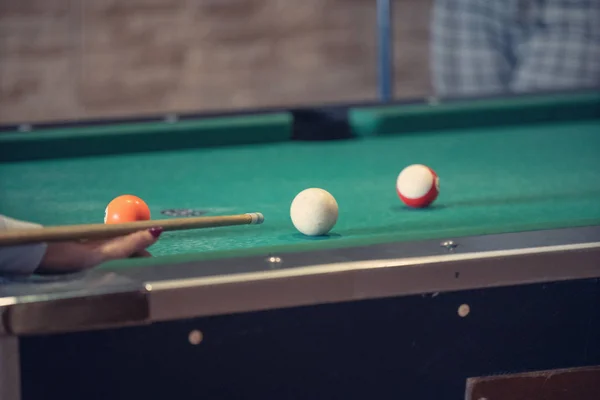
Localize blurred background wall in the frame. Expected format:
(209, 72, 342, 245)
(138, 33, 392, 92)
(0, 0, 432, 124)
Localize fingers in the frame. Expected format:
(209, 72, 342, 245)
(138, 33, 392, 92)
(35, 228, 162, 274)
(132, 250, 152, 258)
(96, 228, 162, 263)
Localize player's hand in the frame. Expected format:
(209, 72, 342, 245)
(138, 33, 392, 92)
(36, 227, 163, 274)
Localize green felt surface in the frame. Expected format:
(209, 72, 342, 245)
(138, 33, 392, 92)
(1, 113, 600, 268)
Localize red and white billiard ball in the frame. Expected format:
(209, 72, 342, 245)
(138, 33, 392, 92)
(396, 164, 439, 208)
(104, 194, 151, 224)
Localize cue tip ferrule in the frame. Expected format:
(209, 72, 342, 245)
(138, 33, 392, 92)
(247, 213, 264, 224)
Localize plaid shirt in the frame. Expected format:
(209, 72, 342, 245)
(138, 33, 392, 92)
(431, 0, 600, 98)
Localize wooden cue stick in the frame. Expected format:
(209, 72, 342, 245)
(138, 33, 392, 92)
(0, 212, 264, 246)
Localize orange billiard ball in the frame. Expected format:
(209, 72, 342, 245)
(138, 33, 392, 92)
(104, 195, 151, 224)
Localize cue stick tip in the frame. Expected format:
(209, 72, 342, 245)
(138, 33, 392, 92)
(246, 212, 264, 224)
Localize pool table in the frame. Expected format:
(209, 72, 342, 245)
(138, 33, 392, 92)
(1, 91, 600, 400)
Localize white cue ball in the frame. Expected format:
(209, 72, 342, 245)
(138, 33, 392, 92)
(290, 188, 339, 236)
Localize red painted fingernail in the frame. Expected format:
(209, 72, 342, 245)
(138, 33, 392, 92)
(149, 227, 163, 238)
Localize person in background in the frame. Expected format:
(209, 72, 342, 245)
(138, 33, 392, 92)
(431, 0, 600, 98)
(0, 215, 162, 276)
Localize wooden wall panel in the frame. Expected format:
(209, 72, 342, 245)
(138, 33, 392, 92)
(0, 0, 431, 124)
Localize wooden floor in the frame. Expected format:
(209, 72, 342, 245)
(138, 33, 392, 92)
(466, 366, 600, 400)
